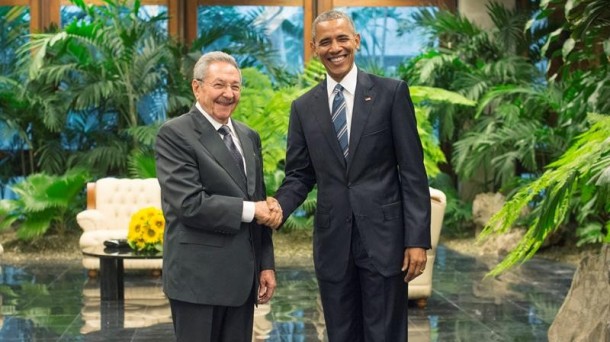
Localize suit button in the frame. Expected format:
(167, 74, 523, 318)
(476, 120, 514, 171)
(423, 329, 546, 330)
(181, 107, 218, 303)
(345, 216, 351, 223)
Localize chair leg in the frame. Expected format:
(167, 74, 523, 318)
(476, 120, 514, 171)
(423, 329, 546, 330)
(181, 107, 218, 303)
(87, 269, 99, 278)
(416, 298, 428, 309)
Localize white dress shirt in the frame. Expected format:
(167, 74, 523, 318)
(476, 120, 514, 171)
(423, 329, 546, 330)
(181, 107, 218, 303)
(326, 64, 358, 140)
(195, 102, 255, 223)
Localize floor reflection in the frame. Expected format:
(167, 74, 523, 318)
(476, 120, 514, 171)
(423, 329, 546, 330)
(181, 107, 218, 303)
(81, 277, 171, 333)
(0, 245, 575, 341)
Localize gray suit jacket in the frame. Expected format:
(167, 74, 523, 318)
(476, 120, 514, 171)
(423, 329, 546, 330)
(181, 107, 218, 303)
(276, 70, 431, 282)
(155, 106, 274, 306)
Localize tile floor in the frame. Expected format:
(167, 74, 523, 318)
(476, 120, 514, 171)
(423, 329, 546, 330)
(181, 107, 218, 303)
(0, 245, 575, 341)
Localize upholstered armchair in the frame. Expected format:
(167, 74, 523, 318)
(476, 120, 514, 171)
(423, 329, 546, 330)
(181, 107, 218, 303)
(76, 178, 163, 277)
(408, 187, 447, 308)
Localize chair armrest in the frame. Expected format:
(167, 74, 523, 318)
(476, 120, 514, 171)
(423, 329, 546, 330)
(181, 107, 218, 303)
(429, 187, 447, 248)
(76, 210, 106, 232)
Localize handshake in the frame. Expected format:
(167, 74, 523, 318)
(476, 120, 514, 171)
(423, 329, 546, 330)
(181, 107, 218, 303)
(254, 197, 283, 229)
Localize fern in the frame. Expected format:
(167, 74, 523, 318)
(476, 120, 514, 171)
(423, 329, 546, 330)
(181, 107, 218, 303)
(480, 114, 610, 275)
(0, 169, 89, 240)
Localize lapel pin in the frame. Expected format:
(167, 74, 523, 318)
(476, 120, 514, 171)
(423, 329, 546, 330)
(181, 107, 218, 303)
(364, 96, 372, 101)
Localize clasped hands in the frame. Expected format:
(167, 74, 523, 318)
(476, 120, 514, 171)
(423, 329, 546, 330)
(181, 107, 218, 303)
(254, 197, 283, 229)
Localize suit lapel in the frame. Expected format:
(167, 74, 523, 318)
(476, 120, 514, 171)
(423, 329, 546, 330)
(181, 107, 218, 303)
(191, 109, 248, 194)
(347, 71, 375, 172)
(312, 82, 348, 168)
(232, 121, 256, 198)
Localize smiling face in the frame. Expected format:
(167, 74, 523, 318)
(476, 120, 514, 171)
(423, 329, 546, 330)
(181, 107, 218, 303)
(192, 61, 241, 124)
(311, 18, 360, 82)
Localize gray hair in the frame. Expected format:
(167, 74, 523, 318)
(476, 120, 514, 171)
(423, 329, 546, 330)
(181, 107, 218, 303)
(192, 51, 240, 81)
(311, 10, 356, 42)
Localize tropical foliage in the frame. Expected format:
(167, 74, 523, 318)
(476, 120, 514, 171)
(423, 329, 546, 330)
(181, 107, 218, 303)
(196, 6, 301, 82)
(0, 1, 452, 239)
(409, 86, 475, 177)
(399, 0, 609, 274)
(481, 114, 610, 275)
(0, 6, 28, 76)
(476, 0, 610, 273)
(0, 168, 88, 240)
(18, 0, 177, 177)
(400, 2, 558, 194)
(3, 0, 606, 268)
(0, 6, 30, 185)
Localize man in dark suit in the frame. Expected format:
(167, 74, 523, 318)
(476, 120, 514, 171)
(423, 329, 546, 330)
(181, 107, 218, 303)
(155, 51, 281, 342)
(273, 10, 431, 341)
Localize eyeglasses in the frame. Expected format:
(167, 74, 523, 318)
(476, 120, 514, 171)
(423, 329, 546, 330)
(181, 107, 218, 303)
(195, 79, 242, 92)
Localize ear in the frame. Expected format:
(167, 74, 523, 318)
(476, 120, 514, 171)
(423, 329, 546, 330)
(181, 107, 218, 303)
(354, 33, 361, 50)
(192, 79, 200, 97)
(310, 40, 317, 57)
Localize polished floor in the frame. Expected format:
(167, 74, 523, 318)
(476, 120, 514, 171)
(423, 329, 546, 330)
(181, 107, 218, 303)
(0, 245, 575, 341)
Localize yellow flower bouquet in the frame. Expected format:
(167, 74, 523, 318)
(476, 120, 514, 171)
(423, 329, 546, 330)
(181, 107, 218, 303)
(127, 207, 165, 254)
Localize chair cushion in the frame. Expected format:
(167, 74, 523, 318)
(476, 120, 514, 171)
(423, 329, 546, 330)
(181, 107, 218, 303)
(77, 178, 163, 271)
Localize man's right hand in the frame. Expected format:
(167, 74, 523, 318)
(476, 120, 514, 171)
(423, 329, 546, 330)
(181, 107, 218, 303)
(254, 197, 282, 229)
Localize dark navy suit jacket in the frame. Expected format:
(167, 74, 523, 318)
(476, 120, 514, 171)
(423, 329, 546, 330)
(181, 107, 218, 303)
(276, 70, 431, 281)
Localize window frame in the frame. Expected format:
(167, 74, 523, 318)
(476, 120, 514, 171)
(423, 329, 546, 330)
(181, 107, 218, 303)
(1, 0, 457, 63)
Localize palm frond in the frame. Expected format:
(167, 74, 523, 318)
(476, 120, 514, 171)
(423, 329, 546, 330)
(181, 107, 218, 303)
(122, 123, 161, 146)
(487, 1, 529, 52)
(413, 52, 458, 85)
(410, 86, 476, 106)
(409, 7, 481, 40)
(128, 150, 157, 178)
(37, 141, 67, 174)
(481, 114, 610, 275)
(77, 140, 129, 174)
(1, 169, 88, 240)
(298, 59, 326, 87)
(476, 84, 542, 118)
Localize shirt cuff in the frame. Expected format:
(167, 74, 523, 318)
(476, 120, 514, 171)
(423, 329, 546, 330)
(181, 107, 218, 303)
(242, 201, 255, 222)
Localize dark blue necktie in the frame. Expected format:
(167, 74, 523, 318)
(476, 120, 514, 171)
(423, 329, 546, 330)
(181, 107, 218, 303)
(218, 125, 245, 176)
(332, 84, 349, 159)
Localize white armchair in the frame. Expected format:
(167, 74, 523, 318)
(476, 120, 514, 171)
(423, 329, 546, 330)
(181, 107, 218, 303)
(408, 187, 447, 308)
(76, 178, 163, 276)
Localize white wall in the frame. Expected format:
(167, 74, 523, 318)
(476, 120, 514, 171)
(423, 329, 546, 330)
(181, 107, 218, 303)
(458, 0, 516, 29)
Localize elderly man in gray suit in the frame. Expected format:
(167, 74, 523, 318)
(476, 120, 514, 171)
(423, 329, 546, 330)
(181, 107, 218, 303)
(155, 51, 281, 342)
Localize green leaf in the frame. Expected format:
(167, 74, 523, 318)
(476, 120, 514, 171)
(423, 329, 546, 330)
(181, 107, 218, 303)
(562, 38, 575, 60)
(597, 165, 610, 185)
(541, 28, 563, 56)
(410, 86, 476, 106)
(564, 0, 575, 16)
(480, 114, 610, 276)
(17, 212, 55, 240)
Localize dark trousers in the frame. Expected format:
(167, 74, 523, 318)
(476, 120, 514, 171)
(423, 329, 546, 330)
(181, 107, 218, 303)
(169, 296, 254, 342)
(317, 226, 408, 342)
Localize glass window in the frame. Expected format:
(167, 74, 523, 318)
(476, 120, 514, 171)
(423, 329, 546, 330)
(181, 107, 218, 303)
(57, 4, 169, 124)
(337, 6, 434, 76)
(61, 4, 168, 31)
(0, 6, 29, 76)
(0, 6, 30, 199)
(198, 6, 304, 75)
